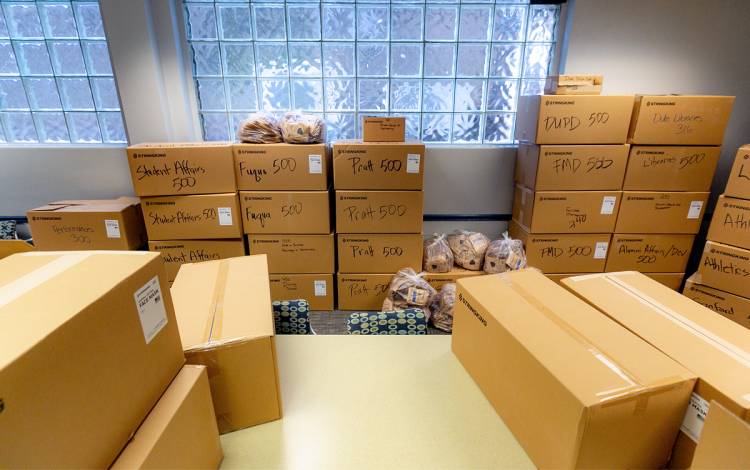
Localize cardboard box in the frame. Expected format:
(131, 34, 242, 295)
(644, 272, 684, 290)
(269, 273, 334, 311)
(515, 143, 629, 191)
(423, 267, 484, 290)
(628, 95, 735, 145)
(452, 270, 696, 469)
(561, 271, 750, 468)
(544, 74, 603, 95)
(509, 220, 610, 272)
(0, 239, 33, 259)
(27, 197, 146, 251)
(338, 233, 422, 273)
(362, 116, 405, 142)
(239, 190, 330, 234)
(248, 233, 334, 274)
(605, 234, 695, 272)
(337, 273, 393, 310)
(724, 144, 750, 200)
(332, 141, 425, 190)
(111, 365, 223, 469)
(544, 272, 593, 284)
(708, 195, 750, 250)
(622, 146, 720, 191)
(515, 94, 635, 144)
(142, 193, 242, 240)
(698, 241, 750, 299)
(336, 190, 423, 234)
(127, 142, 236, 196)
(148, 239, 246, 282)
(171, 255, 282, 433)
(0, 251, 184, 468)
(684, 273, 750, 330)
(233, 143, 329, 190)
(690, 401, 750, 469)
(512, 186, 620, 233)
(615, 191, 709, 234)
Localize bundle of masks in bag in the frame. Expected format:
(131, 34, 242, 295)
(237, 111, 325, 144)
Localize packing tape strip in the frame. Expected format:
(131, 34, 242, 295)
(202, 259, 231, 343)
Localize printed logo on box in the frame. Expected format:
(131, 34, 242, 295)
(104, 219, 121, 238)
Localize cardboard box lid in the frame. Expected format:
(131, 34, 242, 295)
(30, 197, 140, 213)
(457, 270, 694, 406)
(691, 401, 750, 469)
(562, 271, 750, 412)
(171, 255, 273, 352)
(0, 251, 161, 368)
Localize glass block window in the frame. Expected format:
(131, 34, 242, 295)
(0, 1, 126, 144)
(184, 1, 560, 144)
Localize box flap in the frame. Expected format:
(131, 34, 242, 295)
(30, 197, 139, 213)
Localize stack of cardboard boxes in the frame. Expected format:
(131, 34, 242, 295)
(127, 143, 245, 284)
(334, 118, 425, 310)
(683, 144, 750, 330)
(236, 143, 335, 310)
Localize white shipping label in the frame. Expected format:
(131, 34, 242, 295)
(314, 280, 327, 297)
(594, 242, 608, 259)
(133, 276, 168, 344)
(218, 207, 233, 226)
(104, 219, 121, 238)
(406, 154, 421, 174)
(308, 154, 322, 174)
(600, 196, 617, 215)
(680, 392, 709, 443)
(687, 200, 704, 219)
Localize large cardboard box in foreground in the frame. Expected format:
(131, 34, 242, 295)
(515, 94, 635, 144)
(513, 186, 620, 233)
(142, 193, 242, 240)
(239, 190, 331, 234)
(111, 365, 223, 469)
(615, 191, 708, 234)
(337, 273, 393, 310)
(684, 273, 750, 330)
(698, 241, 750, 299)
(707, 194, 750, 250)
(171, 255, 282, 434)
(333, 141, 425, 190)
(423, 267, 483, 290)
(338, 233, 422, 273)
(561, 271, 750, 468)
(724, 144, 750, 200)
(269, 273, 334, 311)
(623, 146, 720, 191)
(628, 95, 735, 145)
(605, 233, 694, 273)
(248, 233, 334, 274)
(0, 239, 33, 259)
(127, 142, 236, 196)
(0, 251, 184, 468)
(546, 272, 684, 290)
(452, 270, 695, 469)
(233, 143, 329, 190)
(148, 239, 246, 283)
(690, 401, 750, 469)
(27, 197, 146, 250)
(335, 190, 423, 234)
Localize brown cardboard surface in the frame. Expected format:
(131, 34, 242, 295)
(515, 95, 635, 144)
(684, 273, 750, 330)
(544, 272, 594, 284)
(148, 239, 246, 282)
(233, 143, 329, 190)
(248, 233, 334, 274)
(0, 251, 184, 468)
(645, 272, 685, 290)
(606, 234, 695, 272)
(127, 142, 236, 196)
(615, 191, 709, 234)
(239, 190, 330, 234)
(724, 145, 750, 200)
(561, 271, 750, 467)
(27, 197, 146, 250)
(423, 267, 484, 290)
(142, 193, 242, 240)
(111, 365, 223, 469)
(690, 401, 750, 469)
(171, 255, 282, 433)
(698, 241, 750, 299)
(452, 270, 695, 469)
(512, 185, 620, 233)
(362, 117, 406, 142)
(628, 95, 735, 145)
(337, 233, 422, 273)
(509, 220, 610, 273)
(708, 195, 750, 251)
(269, 273, 334, 311)
(333, 141, 425, 190)
(515, 143, 629, 190)
(337, 273, 393, 310)
(623, 146, 720, 191)
(0, 239, 34, 259)
(335, 190, 423, 234)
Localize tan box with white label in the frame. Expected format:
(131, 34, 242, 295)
(362, 117, 405, 142)
(148, 239, 246, 282)
(333, 141, 425, 190)
(335, 190, 423, 234)
(707, 194, 750, 251)
(683, 273, 750, 330)
(233, 143, 329, 190)
(615, 191, 709, 234)
(142, 193, 242, 240)
(269, 273, 334, 311)
(698, 241, 750, 299)
(512, 185, 620, 233)
(337, 233, 422, 273)
(337, 273, 393, 310)
(605, 234, 695, 273)
(239, 190, 330, 234)
(623, 146, 720, 191)
(248, 233, 334, 274)
(724, 144, 750, 200)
